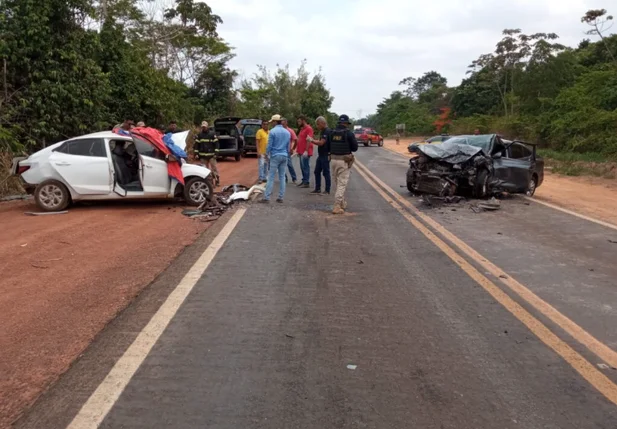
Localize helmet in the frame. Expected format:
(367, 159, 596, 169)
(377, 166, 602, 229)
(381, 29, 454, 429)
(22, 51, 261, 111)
(338, 114, 351, 124)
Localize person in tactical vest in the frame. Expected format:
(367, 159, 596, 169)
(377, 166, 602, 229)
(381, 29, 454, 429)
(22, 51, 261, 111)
(329, 114, 358, 214)
(194, 121, 220, 186)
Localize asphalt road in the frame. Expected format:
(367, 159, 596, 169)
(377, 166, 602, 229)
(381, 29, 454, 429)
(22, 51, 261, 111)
(16, 148, 617, 428)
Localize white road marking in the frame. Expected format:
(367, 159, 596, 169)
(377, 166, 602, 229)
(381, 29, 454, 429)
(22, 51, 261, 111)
(525, 197, 617, 231)
(66, 207, 247, 429)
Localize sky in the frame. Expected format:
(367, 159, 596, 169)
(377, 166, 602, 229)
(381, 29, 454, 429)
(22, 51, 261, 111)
(207, 0, 614, 116)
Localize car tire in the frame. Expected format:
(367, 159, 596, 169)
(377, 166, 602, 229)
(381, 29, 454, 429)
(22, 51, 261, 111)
(234, 153, 241, 162)
(34, 179, 70, 212)
(184, 177, 214, 206)
(526, 175, 538, 197)
(473, 169, 490, 198)
(378, 139, 384, 147)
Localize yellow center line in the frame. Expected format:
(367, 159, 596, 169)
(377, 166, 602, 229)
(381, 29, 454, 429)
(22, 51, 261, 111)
(353, 161, 617, 405)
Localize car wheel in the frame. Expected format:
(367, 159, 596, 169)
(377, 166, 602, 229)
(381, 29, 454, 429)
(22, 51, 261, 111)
(378, 139, 384, 147)
(473, 169, 490, 198)
(234, 153, 241, 162)
(34, 179, 70, 212)
(526, 175, 538, 197)
(184, 177, 214, 206)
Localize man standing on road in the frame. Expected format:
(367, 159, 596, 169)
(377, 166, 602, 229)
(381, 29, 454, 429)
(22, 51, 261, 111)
(194, 121, 220, 186)
(261, 115, 291, 204)
(296, 115, 314, 188)
(282, 118, 298, 184)
(309, 116, 331, 196)
(256, 120, 270, 184)
(329, 114, 358, 214)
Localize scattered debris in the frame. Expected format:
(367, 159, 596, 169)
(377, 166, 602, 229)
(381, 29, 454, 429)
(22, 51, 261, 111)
(1, 194, 32, 202)
(285, 334, 295, 339)
(357, 260, 364, 265)
(181, 183, 265, 222)
(477, 197, 501, 211)
(420, 194, 466, 208)
(598, 363, 610, 370)
(504, 330, 509, 335)
(24, 211, 68, 216)
(346, 364, 357, 370)
(499, 274, 508, 279)
(35, 258, 63, 263)
(30, 263, 48, 269)
(20, 243, 27, 247)
(608, 239, 617, 244)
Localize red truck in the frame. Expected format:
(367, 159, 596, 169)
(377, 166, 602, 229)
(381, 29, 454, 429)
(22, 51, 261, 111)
(353, 128, 384, 147)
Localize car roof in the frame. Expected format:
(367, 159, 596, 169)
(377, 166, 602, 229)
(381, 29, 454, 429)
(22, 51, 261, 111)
(71, 131, 129, 140)
(240, 119, 262, 124)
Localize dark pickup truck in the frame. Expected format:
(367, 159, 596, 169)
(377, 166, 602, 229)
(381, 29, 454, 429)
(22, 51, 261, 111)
(240, 119, 262, 155)
(214, 117, 244, 161)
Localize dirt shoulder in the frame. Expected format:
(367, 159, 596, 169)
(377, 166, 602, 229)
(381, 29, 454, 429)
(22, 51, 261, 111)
(383, 138, 617, 227)
(0, 158, 257, 427)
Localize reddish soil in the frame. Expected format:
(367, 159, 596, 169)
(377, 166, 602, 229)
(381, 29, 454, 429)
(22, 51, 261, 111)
(0, 158, 257, 427)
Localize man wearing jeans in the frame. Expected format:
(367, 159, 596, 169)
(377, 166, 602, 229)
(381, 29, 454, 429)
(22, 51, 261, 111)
(261, 115, 291, 204)
(282, 118, 298, 184)
(310, 116, 331, 195)
(296, 115, 314, 188)
(255, 120, 269, 183)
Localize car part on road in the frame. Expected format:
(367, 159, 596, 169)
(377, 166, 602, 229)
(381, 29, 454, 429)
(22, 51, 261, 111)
(34, 179, 71, 212)
(24, 210, 68, 216)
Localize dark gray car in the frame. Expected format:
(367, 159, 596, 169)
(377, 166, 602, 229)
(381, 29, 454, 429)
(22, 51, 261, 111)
(406, 134, 544, 197)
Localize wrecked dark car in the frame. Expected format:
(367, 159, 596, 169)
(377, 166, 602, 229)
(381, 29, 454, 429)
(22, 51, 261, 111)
(406, 134, 544, 198)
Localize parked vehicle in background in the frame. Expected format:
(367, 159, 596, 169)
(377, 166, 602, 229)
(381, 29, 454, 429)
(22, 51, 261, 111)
(240, 119, 262, 156)
(213, 117, 244, 161)
(406, 134, 543, 197)
(353, 128, 384, 147)
(407, 135, 451, 152)
(12, 130, 213, 212)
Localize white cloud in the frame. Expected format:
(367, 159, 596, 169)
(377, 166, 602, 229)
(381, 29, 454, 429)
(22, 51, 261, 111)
(208, 0, 615, 116)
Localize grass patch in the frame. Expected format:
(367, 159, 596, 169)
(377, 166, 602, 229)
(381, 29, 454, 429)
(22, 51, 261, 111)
(538, 149, 616, 163)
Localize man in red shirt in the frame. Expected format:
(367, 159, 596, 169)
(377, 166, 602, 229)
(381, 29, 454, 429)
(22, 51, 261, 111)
(296, 115, 314, 188)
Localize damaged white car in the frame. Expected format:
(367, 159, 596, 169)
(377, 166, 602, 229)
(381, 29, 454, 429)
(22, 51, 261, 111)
(12, 130, 214, 212)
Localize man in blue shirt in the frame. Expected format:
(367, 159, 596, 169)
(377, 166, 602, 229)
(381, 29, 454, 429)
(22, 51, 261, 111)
(261, 114, 291, 203)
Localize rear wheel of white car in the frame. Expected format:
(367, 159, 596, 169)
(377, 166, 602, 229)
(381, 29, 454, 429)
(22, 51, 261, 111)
(34, 180, 70, 212)
(184, 177, 214, 206)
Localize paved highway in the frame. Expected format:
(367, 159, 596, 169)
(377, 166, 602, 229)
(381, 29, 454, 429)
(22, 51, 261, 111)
(16, 147, 617, 428)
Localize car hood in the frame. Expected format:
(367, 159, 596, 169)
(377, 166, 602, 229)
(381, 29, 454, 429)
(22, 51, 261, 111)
(181, 161, 211, 179)
(412, 140, 485, 164)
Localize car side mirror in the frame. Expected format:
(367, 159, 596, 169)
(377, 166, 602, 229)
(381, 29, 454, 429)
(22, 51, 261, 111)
(493, 152, 502, 159)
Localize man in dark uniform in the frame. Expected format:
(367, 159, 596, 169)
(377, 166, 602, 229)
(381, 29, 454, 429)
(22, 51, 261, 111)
(329, 114, 358, 214)
(194, 121, 220, 186)
(309, 116, 331, 195)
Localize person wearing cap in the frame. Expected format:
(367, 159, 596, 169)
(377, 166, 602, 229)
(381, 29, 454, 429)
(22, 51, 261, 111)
(296, 115, 314, 188)
(255, 120, 270, 183)
(329, 114, 358, 214)
(136, 121, 146, 128)
(309, 116, 331, 195)
(194, 121, 220, 186)
(261, 114, 291, 204)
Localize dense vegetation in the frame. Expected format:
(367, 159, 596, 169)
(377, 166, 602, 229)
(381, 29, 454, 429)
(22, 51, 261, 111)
(359, 9, 617, 159)
(0, 0, 335, 194)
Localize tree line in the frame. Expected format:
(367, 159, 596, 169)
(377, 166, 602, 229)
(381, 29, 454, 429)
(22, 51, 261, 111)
(0, 0, 335, 157)
(359, 9, 617, 157)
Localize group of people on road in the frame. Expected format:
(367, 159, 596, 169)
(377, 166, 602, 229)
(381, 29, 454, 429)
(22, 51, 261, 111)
(257, 113, 358, 214)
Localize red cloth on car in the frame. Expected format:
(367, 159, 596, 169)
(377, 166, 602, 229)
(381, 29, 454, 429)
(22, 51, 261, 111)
(126, 127, 184, 185)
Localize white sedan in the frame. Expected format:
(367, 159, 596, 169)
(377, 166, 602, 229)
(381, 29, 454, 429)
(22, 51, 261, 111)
(12, 131, 213, 212)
